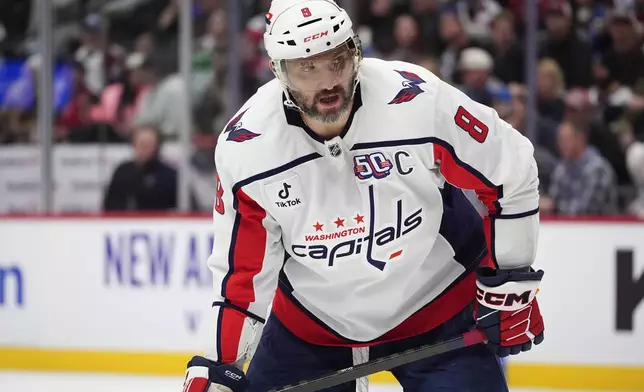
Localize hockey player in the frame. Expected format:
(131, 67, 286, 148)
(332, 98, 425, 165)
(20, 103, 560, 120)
(183, 0, 544, 391)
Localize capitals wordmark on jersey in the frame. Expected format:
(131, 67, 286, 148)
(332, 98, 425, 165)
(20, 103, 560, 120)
(291, 185, 423, 270)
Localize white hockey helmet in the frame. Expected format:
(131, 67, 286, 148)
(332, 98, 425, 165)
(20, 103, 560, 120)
(264, 0, 355, 60)
(264, 0, 362, 97)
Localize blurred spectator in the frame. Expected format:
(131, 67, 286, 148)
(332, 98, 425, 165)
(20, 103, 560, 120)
(134, 54, 187, 140)
(55, 61, 94, 141)
(537, 58, 567, 124)
(564, 88, 631, 185)
(489, 11, 524, 83)
(103, 125, 177, 211)
(450, 0, 503, 42)
(502, 84, 559, 193)
(133, 32, 157, 58)
(88, 52, 153, 142)
(540, 0, 594, 88)
(612, 118, 644, 217)
(0, 0, 30, 57)
(156, 0, 180, 44)
(0, 54, 41, 144)
(573, 0, 611, 50)
(361, 0, 403, 57)
(410, 0, 443, 56)
(589, 54, 639, 124)
(389, 14, 425, 62)
(74, 13, 125, 95)
(198, 7, 228, 52)
(541, 121, 618, 215)
(193, 51, 227, 136)
(457, 47, 502, 106)
(439, 12, 484, 83)
(601, 10, 644, 88)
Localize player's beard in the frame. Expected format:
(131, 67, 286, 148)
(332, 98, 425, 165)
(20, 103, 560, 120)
(291, 75, 356, 124)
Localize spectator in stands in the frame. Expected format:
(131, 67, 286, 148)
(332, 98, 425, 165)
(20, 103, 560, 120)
(74, 14, 125, 96)
(457, 46, 501, 106)
(612, 118, 644, 217)
(0, 0, 30, 57)
(410, 0, 443, 56)
(589, 54, 640, 125)
(133, 32, 157, 58)
(537, 58, 567, 124)
(563, 88, 631, 185)
(389, 14, 425, 62)
(503, 83, 559, 193)
(439, 12, 482, 83)
(56, 61, 94, 142)
(0, 54, 41, 144)
(573, 0, 611, 50)
(198, 7, 227, 52)
(103, 124, 177, 211)
(89, 52, 152, 142)
(601, 11, 644, 88)
(540, 0, 594, 88)
(489, 11, 524, 83)
(541, 121, 618, 215)
(156, 0, 180, 45)
(134, 54, 187, 140)
(450, 0, 502, 42)
(362, 0, 401, 57)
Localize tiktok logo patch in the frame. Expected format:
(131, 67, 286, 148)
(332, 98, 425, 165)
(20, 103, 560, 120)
(265, 175, 305, 210)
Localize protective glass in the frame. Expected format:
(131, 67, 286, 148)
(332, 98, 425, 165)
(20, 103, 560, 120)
(278, 43, 359, 92)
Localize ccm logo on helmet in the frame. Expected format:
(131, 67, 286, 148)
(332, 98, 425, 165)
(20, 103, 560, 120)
(304, 31, 329, 43)
(476, 288, 532, 310)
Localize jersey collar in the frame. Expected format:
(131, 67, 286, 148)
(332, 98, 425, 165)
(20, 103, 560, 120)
(283, 83, 363, 144)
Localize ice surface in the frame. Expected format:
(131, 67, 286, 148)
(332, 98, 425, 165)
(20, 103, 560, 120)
(0, 371, 625, 392)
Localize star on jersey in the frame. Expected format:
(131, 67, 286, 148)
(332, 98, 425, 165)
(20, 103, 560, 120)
(354, 214, 364, 224)
(313, 222, 324, 232)
(334, 217, 345, 228)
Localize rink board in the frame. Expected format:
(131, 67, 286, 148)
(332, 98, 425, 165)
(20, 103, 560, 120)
(0, 216, 643, 390)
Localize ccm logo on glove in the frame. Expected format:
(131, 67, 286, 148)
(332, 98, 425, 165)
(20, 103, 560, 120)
(476, 281, 539, 311)
(225, 370, 242, 381)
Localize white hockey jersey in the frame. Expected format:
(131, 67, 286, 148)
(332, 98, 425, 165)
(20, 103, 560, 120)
(207, 58, 540, 364)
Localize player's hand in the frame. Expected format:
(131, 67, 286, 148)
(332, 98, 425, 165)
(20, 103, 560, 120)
(182, 356, 248, 392)
(474, 266, 545, 357)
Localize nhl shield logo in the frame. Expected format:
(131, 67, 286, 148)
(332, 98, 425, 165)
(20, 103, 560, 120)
(328, 143, 342, 157)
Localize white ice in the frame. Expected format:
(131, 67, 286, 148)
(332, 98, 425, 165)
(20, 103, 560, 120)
(0, 371, 623, 392)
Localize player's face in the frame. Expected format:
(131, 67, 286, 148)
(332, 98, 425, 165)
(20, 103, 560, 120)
(283, 45, 357, 123)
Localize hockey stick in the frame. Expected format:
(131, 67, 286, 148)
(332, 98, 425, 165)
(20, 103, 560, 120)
(270, 329, 487, 392)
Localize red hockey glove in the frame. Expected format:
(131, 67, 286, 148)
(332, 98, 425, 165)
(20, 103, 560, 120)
(182, 356, 248, 392)
(475, 266, 545, 357)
